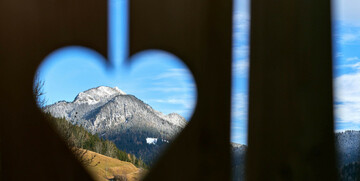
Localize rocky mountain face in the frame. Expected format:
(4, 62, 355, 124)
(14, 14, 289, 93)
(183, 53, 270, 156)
(232, 143, 247, 181)
(336, 130, 360, 166)
(335, 130, 360, 181)
(45, 86, 187, 164)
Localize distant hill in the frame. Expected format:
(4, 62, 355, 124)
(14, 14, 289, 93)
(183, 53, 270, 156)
(231, 131, 360, 181)
(84, 150, 146, 181)
(232, 143, 247, 181)
(45, 86, 187, 165)
(335, 130, 360, 181)
(45, 113, 147, 168)
(336, 130, 360, 167)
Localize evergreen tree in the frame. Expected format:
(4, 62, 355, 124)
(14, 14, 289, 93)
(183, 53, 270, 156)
(45, 113, 147, 168)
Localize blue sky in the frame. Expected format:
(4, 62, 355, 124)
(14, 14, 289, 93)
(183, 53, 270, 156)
(36, 0, 196, 121)
(333, 0, 360, 132)
(230, 0, 250, 144)
(36, 0, 360, 145)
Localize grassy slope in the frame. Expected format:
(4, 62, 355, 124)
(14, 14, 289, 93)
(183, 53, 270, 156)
(84, 150, 147, 181)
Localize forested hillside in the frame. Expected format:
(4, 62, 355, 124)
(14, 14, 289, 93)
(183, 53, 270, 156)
(45, 113, 147, 168)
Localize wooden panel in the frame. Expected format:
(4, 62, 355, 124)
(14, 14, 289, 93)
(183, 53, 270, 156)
(0, 0, 233, 180)
(0, 0, 107, 180)
(246, 0, 337, 180)
(129, 0, 233, 181)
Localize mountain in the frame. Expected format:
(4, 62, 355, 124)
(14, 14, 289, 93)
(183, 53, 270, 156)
(232, 143, 247, 181)
(44, 86, 187, 164)
(231, 131, 360, 181)
(335, 130, 360, 181)
(336, 130, 360, 167)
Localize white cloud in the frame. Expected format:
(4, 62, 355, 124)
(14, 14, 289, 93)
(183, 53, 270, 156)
(233, 0, 249, 15)
(334, 0, 360, 26)
(349, 62, 360, 70)
(332, 0, 360, 130)
(338, 61, 360, 70)
(231, 92, 248, 144)
(153, 98, 186, 104)
(148, 87, 192, 92)
(233, 12, 250, 31)
(233, 45, 249, 59)
(346, 57, 360, 61)
(336, 103, 360, 123)
(151, 95, 196, 109)
(149, 94, 196, 120)
(336, 52, 344, 58)
(339, 32, 360, 44)
(233, 60, 249, 77)
(149, 81, 196, 94)
(232, 11, 250, 43)
(153, 68, 192, 80)
(335, 72, 360, 123)
(149, 68, 196, 93)
(232, 93, 248, 119)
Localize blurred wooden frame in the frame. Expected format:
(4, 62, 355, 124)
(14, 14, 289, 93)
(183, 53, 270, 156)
(0, 0, 336, 181)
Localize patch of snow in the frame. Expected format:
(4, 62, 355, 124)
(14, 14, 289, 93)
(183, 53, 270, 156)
(73, 86, 126, 105)
(146, 137, 158, 145)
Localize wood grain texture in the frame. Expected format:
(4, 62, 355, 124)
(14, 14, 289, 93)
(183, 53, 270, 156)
(246, 0, 337, 180)
(0, 0, 233, 180)
(0, 0, 107, 180)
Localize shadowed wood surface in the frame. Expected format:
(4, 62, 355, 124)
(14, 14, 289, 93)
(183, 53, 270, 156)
(0, 0, 233, 180)
(246, 0, 337, 180)
(0, 0, 338, 180)
(0, 0, 107, 180)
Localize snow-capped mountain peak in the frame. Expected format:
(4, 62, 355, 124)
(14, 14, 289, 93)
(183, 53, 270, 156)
(45, 86, 186, 138)
(44, 86, 187, 165)
(74, 86, 126, 105)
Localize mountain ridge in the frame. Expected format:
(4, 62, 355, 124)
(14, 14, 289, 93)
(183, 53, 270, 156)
(44, 86, 187, 164)
(44, 86, 186, 136)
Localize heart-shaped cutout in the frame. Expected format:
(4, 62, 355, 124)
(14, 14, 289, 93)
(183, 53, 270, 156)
(34, 0, 197, 179)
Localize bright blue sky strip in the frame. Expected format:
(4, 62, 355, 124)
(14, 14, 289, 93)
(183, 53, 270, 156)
(332, 0, 360, 132)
